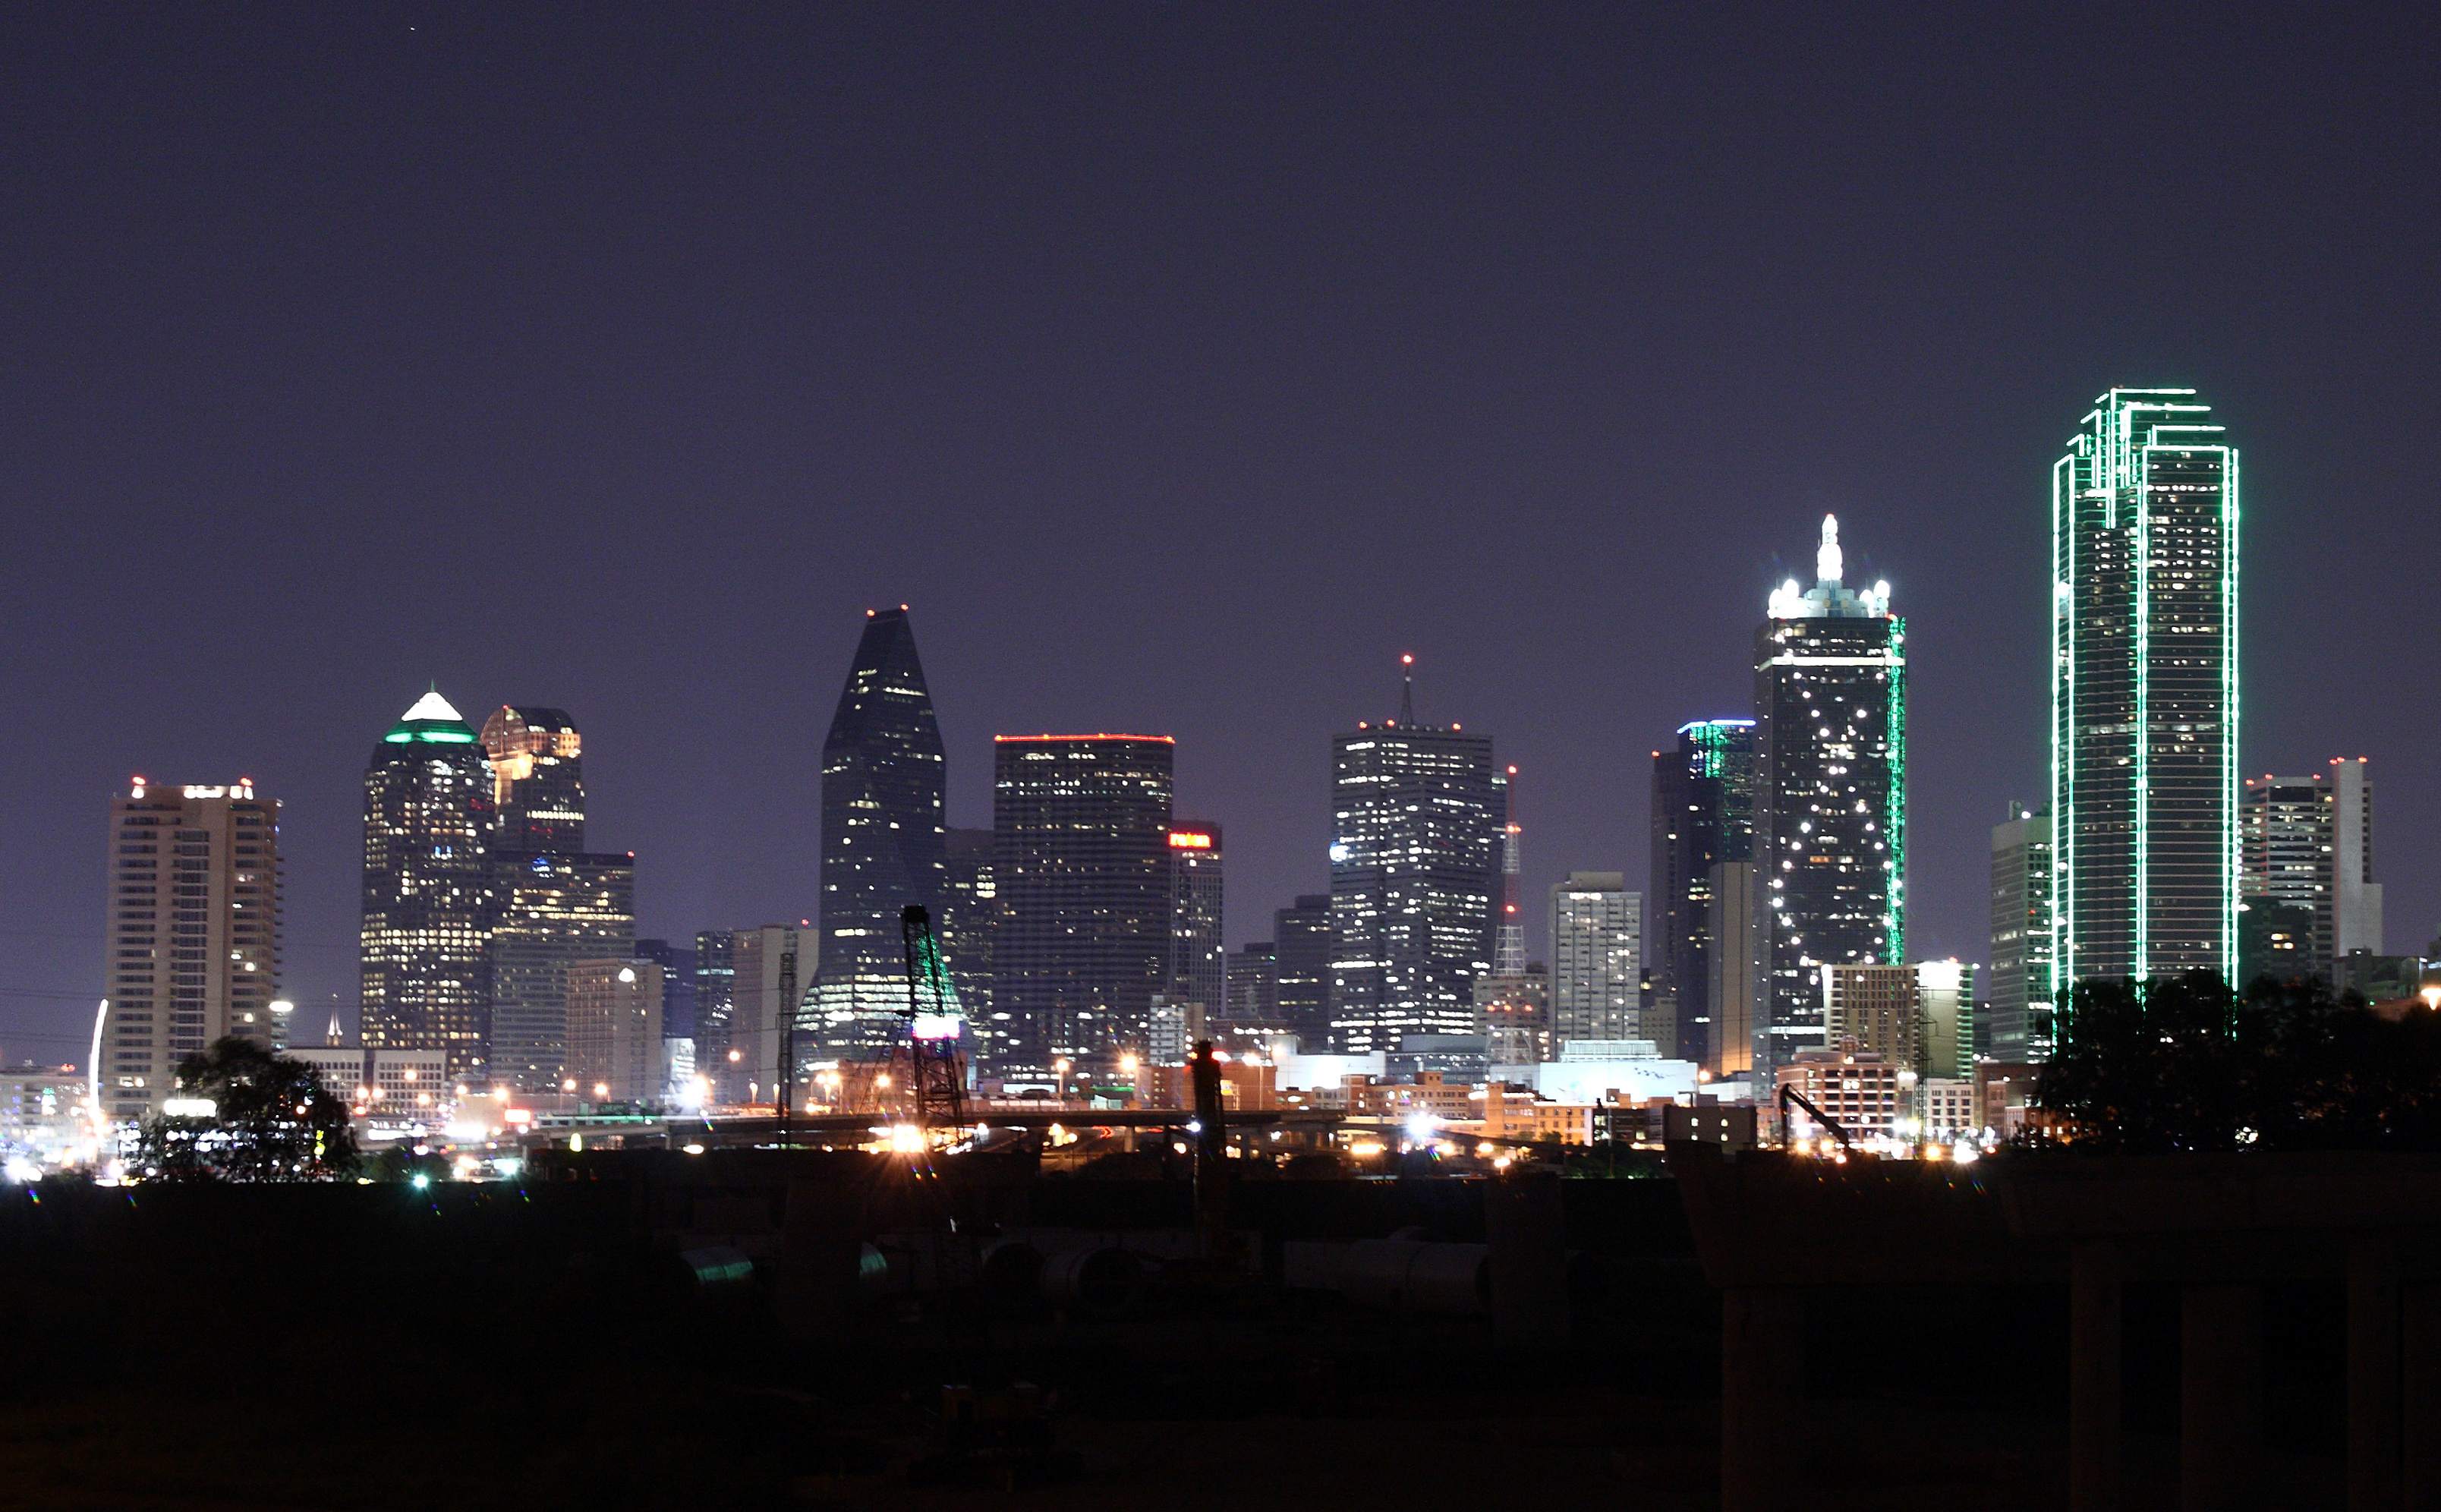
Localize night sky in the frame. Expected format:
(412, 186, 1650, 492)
(4, 6, 2436, 1066)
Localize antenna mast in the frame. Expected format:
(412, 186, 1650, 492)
(1495, 764, 1524, 975)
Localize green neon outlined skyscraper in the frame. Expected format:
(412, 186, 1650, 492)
(2052, 388, 2238, 985)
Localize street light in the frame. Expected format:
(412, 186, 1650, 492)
(1054, 1057, 1072, 1100)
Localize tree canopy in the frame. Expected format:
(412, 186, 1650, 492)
(2033, 972, 2441, 1154)
(131, 1037, 360, 1181)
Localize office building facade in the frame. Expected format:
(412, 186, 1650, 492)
(1753, 517, 1907, 1076)
(2240, 758, 2382, 981)
(1707, 861, 1758, 1077)
(361, 691, 495, 1081)
(1223, 941, 1279, 1026)
(486, 851, 635, 1090)
(692, 930, 735, 1078)
(816, 608, 948, 1052)
(99, 780, 285, 1122)
(480, 706, 584, 852)
(991, 735, 1174, 1078)
(2053, 388, 2238, 984)
(1647, 719, 1756, 1063)
(726, 925, 807, 1107)
(1167, 823, 1224, 1013)
(1272, 894, 1334, 1049)
(1328, 689, 1502, 1054)
(1475, 965, 1550, 1066)
(565, 959, 664, 1106)
(1989, 805, 2055, 1060)
(1548, 873, 1640, 1047)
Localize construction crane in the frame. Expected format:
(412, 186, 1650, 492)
(899, 904, 968, 1137)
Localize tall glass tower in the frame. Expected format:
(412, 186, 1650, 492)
(480, 707, 584, 852)
(1752, 517, 1907, 1076)
(2052, 389, 2238, 985)
(1327, 668, 1503, 1054)
(815, 607, 948, 1055)
(361, 691, 494, 1080)
(991, 735, 1175, 1079)
(1647, 718, 1756, 1067)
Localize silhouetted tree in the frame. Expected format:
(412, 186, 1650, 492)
(131, 1037, 358, 1181)
(2034, 972, 2441, 1153)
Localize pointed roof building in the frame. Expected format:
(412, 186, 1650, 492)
(814, 608, 949, 1049)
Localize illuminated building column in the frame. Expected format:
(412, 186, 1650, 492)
(2052, 389, 2238, 985)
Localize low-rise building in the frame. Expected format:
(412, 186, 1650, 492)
(1775, 1044, 1904, 1139)
(2, 1064, 96, 1168)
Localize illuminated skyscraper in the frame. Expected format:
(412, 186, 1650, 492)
(1752, 517, 1907, 1076)
(2239, 758, 2381, 981)
(361, 691, 494, 1081)
(1328, 667, 1503, 1054)
(98, 780, 285, 1123)
(815, 608, 947, 1054)
(480, 707, 584, 852)
(1646, 719, 1756, 1065)
(1989, 805, 2055, 1059)
(1166, 822, 1224, 1013)
(485, 850, 635, 1090)
(1548, 873, 1639, 1046)
(1272, 894, 1334, 1048)
(2053, 388, 2238, 984)
(934, 826, 996, 1066)
(991, 735, 1174, 1079)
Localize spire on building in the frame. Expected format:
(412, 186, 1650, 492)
(1397, 654, 1416, 725)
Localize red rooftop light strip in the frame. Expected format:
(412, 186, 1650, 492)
(993, 733, 1175, 743)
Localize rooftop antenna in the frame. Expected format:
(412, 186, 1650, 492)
(1397, 654, 1416, 725)
(1495, 764, 1524, 975)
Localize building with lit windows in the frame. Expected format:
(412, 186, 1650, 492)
(566, 959, 665, 1105)
(1167, 823, 1224, 1014)
(1753, 516, 1906, 1077)
(2240, 759, 2381, 981)
(937, 827, 996, 1057)
(990, 735, 1174, 1079)
(361, 691, 494, 1082)
(1224, 941, 1279, 1026)
(693, 930, 735, 1077)
(479, 706, 584, 852)
(1776, 1045, 1904, 1140)
(1328, 673, 1502, 1054)
(1475, 964, 1550, 1066)
(1989, 805, 2055, 1060)
(1549, 873, 1639, 1047)
(1821, 964, 1919, 1069)
(1647, 720, 1755, 1065)
(815, 608, 948, 1057)
(2053, 388, 2238, 985)
(97, 778, 285, 1122)
(1272, 894, 1334, 1049)
(725, 925, 807, 1107)
(486, 851, 635, 1089)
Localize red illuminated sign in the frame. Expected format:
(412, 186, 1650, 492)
(1167, 830, 1214, 849)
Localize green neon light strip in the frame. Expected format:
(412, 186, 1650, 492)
(2223, 444, 2241, 984)
(1885, 618, 1907, 965)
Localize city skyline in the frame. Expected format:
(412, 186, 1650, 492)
(4, 12, 2433, 1069)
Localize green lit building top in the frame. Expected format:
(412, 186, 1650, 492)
(2052, 389, 2238, 985)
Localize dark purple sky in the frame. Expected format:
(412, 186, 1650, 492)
(5, 6, 2436, 1065)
